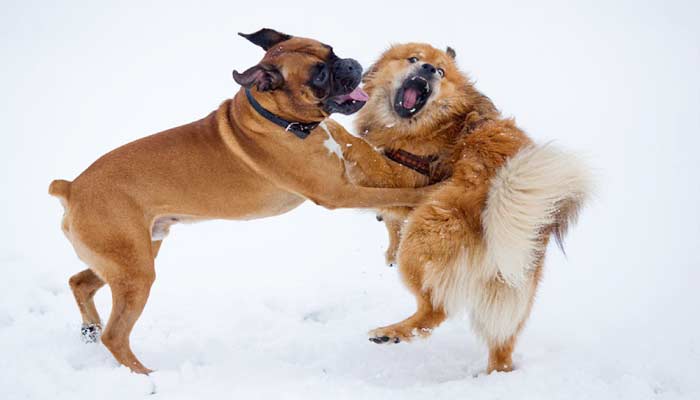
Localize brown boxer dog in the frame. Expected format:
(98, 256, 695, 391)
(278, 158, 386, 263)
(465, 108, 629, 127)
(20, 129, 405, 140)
(48, 29, 430, 374)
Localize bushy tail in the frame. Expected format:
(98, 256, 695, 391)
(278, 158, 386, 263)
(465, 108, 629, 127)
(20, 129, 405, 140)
(481, 144, 592, 287)
(49, 179, 72, 204)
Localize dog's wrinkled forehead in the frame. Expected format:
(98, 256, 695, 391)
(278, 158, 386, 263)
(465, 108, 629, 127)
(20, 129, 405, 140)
(263, 37, 337, 64)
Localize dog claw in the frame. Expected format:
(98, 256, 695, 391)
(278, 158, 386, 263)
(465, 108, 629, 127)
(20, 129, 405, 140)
(81, 323, 101, 343)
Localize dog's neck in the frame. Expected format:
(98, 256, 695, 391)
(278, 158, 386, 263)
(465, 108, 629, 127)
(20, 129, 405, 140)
(360, 119, 460, 155)
(230, 89, 325, 139)
(243, 88, 320, 139)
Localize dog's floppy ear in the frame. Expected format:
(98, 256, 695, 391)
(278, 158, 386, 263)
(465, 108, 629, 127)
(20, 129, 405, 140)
(446, 46, 456, 59)
(232, 64, 284, 91)
(238, 28, 292, 51)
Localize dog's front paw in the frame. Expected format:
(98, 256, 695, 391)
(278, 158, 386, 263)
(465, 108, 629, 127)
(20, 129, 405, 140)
(368, 324, 432, 344)
(81, 323, 101, 343)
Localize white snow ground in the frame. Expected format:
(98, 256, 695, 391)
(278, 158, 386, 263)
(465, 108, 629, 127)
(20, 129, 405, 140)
(1, 1, 699, 399)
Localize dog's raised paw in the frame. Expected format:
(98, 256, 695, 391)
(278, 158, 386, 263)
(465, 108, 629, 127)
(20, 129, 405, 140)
(80, 323, 101, 343)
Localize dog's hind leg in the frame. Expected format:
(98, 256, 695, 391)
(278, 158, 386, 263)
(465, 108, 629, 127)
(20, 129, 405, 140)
(368, 199, 468, 344)
(487, 335, 517, 373)
(95, 243, 156, 375)
(368, 287, 446, 344)
(471, 254, 545, 373)
(69, 202, 158, 374)
(69, 268, 105, 343)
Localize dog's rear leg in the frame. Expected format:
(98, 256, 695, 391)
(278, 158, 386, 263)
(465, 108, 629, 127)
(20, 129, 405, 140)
(69, 269, 105, 342)
(478, 253, 545, 373)
(100, 262, 155, 375)
(368, 287, 445, 344)
(77, 231, 158, 375)
(368, 250, 447, 344)
(65, 193, 158, 373)
(369, 205, 467, 343)
(487, 336, 517, 373)
(369, 193, 469, 344)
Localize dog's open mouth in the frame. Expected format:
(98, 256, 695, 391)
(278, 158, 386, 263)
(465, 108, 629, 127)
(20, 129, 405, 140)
(394, 76, 431, 118)
(324, 87, 369, 115)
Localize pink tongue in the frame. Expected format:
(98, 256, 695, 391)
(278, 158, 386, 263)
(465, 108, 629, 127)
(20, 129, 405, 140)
(348, 87, 369, 101)
(402, 88, 418, 109)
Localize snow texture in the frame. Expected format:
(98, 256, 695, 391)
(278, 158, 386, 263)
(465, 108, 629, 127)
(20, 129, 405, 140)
(1, 1, 699, 399)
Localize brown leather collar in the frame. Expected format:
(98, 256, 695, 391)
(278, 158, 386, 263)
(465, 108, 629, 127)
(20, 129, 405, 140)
(382, 116, 490, 182)
(384, 149, 438, 179)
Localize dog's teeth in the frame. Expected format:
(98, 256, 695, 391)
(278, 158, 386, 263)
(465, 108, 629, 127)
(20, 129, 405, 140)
(410, 108, 416, 112)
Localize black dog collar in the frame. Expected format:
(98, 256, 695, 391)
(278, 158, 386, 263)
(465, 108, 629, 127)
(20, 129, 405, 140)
(245, 88, 320, 139)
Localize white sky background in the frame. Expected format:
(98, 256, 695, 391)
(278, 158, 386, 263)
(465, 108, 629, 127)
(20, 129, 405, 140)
(1, 0, 699, 398)
(3, 0, 697, 295)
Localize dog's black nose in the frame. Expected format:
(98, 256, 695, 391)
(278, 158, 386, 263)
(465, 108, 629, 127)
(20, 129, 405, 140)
(334, 58, 361, 75)
(421, 63, 437, 74)
(332, 58, 363, 93)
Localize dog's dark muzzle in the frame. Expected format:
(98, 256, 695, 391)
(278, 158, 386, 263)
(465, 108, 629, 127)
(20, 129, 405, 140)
(322, 58, 368, 115)
(331, 58, 362, 94)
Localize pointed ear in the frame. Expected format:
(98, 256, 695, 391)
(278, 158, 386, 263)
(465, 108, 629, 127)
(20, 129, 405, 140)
(238, 28, 292, 51)
(446, 46, 456, 59)
(232, 64, 284, 91)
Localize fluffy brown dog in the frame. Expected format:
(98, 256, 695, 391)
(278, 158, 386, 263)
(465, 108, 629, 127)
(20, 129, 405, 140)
(328, 43, 592, 373)
(48, 29, 432, 374)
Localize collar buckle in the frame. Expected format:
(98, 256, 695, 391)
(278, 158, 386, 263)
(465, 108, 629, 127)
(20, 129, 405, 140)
(285, 122, 302, 132)
(244, 87, 318, 140)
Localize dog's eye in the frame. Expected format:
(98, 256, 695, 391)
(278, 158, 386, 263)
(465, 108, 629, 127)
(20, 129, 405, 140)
(408, 57, 419, 63)
(314, 64, 329, 85)
(437, 68, 445, 78)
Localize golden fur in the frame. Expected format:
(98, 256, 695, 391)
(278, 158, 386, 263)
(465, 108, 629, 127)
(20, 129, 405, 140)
(327, 43, 591, 373)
